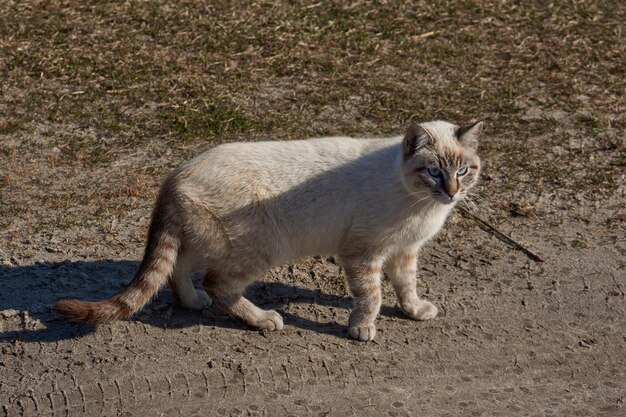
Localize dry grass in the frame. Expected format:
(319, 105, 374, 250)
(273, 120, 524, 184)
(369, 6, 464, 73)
(0, 0, 624, 238)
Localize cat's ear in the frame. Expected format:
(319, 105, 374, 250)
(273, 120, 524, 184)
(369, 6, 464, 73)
(403, 124, 434, 157)
(456, 120, 484, 150)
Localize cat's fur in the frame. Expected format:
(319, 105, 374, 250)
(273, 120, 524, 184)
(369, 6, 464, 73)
(55, 120, 483, 341)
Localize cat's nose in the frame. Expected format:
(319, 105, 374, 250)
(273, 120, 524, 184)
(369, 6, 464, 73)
(443, 182, 458, 198)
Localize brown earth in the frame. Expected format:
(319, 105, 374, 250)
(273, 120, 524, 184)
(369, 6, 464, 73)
(1, 1, 624, 416)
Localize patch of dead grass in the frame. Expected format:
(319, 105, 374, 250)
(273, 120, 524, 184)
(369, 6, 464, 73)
(0, 0, 624, 238)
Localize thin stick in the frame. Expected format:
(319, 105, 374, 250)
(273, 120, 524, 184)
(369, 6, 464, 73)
(459, 207, 545, 263)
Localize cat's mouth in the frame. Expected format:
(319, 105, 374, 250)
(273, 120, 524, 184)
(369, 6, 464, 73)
(432, 191, 460, 204)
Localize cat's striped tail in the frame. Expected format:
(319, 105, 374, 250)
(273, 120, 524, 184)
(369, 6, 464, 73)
(54, 186, 180, 324)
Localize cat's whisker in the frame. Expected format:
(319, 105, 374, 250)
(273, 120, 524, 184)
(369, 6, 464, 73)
(416, 199, 435, 218)
(412, 195, 432, 205)
(460, 192, 481, 205)
(407, 190, 431, 198)
(407, 194, 434, 212)
(404, 192, 434, 211)
(405, 200, 423, 214)
(462, 199, 478, 211)
(460, 195, 480, 212)
(464, 194, 481, 200)
(463, 191, 481, 201)
(464, 191, 484, 201)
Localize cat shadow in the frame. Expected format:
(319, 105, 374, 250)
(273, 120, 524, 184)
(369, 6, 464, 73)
(1, 142, 438, 344)
(0, 260, 404, 343)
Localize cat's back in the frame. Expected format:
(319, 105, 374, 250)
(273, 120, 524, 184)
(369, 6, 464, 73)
(177, 136, 400, 190)
(210, 135, 395, 166)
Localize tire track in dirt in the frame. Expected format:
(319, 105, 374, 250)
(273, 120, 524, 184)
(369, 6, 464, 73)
(4, 355, 622, 417)
(0, 341, 477, 417)
(4, 357, 368, 416)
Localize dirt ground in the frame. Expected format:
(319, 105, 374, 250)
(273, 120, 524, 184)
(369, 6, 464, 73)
(1, 1, 624, 416)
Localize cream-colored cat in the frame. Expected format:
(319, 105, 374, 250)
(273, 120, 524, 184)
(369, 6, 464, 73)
(55, 120, 483, 341)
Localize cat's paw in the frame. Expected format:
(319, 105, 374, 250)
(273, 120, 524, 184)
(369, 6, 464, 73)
(401, 299, 438, 321)
(183, 290, 213, 310)
(348, 323, 377, 341)
(252, 310, 284, 331)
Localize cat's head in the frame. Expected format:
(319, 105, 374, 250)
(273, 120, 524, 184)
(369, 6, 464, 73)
(401, 120, 482, 204)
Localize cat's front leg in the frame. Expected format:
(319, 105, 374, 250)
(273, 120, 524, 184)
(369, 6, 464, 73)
(386, 251, 438, 321)
(342, 259, 383, 341)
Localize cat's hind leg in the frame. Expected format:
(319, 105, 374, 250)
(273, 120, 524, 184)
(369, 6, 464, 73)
(386, 251, 437, 320)
(342, 258, 384, 341)
(203, 270, 283, 331)
(169, 247, 212, 310)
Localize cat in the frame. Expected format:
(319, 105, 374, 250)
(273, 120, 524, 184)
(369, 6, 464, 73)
(54, 120, 483, 341)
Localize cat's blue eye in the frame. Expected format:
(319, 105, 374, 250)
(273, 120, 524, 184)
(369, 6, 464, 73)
(457, 167, 469, 176)
(427, 167, 441, 177)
